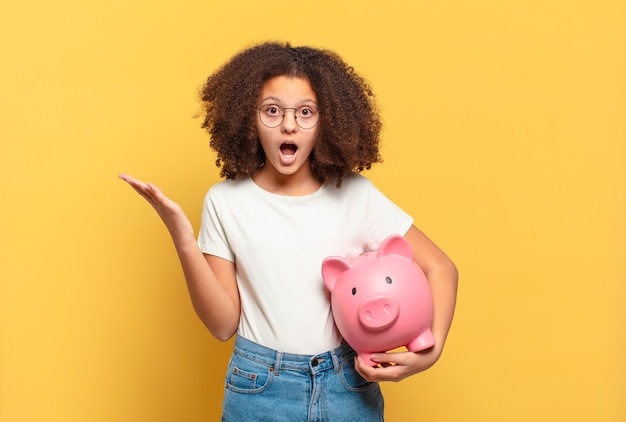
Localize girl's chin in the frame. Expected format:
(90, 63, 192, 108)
(265, 161, 308, 177)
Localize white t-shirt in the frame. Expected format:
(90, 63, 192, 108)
(197, 173, 413, 355)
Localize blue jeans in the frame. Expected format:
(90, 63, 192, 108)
(221, 336, 384, 421)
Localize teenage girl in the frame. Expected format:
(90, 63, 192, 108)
(120, 42, 458, 421)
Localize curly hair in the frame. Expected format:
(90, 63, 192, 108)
(199, 42, 382, 187)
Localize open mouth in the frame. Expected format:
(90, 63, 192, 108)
(280, 143, 298, 157)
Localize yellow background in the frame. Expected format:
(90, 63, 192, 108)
(1, 1, 624, 421)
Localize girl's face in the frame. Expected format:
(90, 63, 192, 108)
(255, 75, 320, 185)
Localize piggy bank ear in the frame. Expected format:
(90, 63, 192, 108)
(321, 257, 352, 292)
(377, 234, 414, 261)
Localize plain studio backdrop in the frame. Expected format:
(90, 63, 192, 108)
(1, 1, 624, 421)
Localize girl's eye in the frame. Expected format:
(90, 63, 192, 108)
(263, 105, 282, 116)
(297, 107, 315, 118)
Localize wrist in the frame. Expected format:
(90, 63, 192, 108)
(161, 213, 196, 245)
(171, 232, 198, 249)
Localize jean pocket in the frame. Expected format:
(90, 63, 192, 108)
(339, 359, 378, 393)
(225, 353, 273, 394)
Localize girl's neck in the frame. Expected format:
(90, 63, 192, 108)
(252, 165, 322, 196)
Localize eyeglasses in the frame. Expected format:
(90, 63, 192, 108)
(257, 104, 321, 129)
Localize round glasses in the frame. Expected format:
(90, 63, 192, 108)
(257, 104, 321, 129)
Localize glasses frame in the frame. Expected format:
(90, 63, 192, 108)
(256, 104, 321, 130)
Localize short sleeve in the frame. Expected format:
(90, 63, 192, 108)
(197, 189, 235, 262)
(362, 178, 414, 244)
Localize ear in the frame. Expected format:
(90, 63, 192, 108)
(321, 257, 352, 292)
(376, 234, 414, 261)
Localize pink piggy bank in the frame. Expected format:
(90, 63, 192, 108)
(322, 234, 435, 366)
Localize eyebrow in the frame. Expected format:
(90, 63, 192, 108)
(259, 96, 318, 105)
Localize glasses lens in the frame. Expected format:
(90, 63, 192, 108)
(294, 105, 320, 129)
(258, 104, 320, 129)
(258, 104, 283, 128)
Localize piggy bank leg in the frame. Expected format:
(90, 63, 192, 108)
(358, 352, 377, 367)
(407, 329, 435, 353)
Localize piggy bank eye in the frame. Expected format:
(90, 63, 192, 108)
(385, 276, 393, 284)
(351, 287, 357, 295)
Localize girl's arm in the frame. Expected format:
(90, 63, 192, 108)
(355, 224, 458, 382)
(119, 174, 240, 341)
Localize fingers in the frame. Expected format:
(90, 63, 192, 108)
(118, 173, 133, 183)
(119, 173, 150, 198)
(119, 173, 151, 190)
(119, 173, 160, 196)
(118, 174, 165, 210)
(118, 173, 184, 222)
(355, 351, 437, 382)
(370, 352, 409, 365)
(355, 355, 405, 383)
(118, 173, 145, 192)
(354, 356, 378, 380)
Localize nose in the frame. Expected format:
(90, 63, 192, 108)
(358, 295, 399, 331)
(281, 108, 298, 132)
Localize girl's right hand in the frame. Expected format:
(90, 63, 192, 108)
(118, 174, 195, 244)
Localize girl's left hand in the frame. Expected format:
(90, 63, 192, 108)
(353, 346, 442, 382)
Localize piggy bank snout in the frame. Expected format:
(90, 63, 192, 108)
(358, 295, 400, 331)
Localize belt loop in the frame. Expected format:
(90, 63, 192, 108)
(274, 351, 283, 376)
(331, 349, 341, 374)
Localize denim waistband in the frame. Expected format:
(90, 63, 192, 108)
(232, 335, 355, 376)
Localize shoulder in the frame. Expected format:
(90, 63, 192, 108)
(321, 173, 378, 204)
(207, 177, 253, 197)
(202, 179, 255, 210)
(333, 173, 377, 193)
(335, 172, 371, 188)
